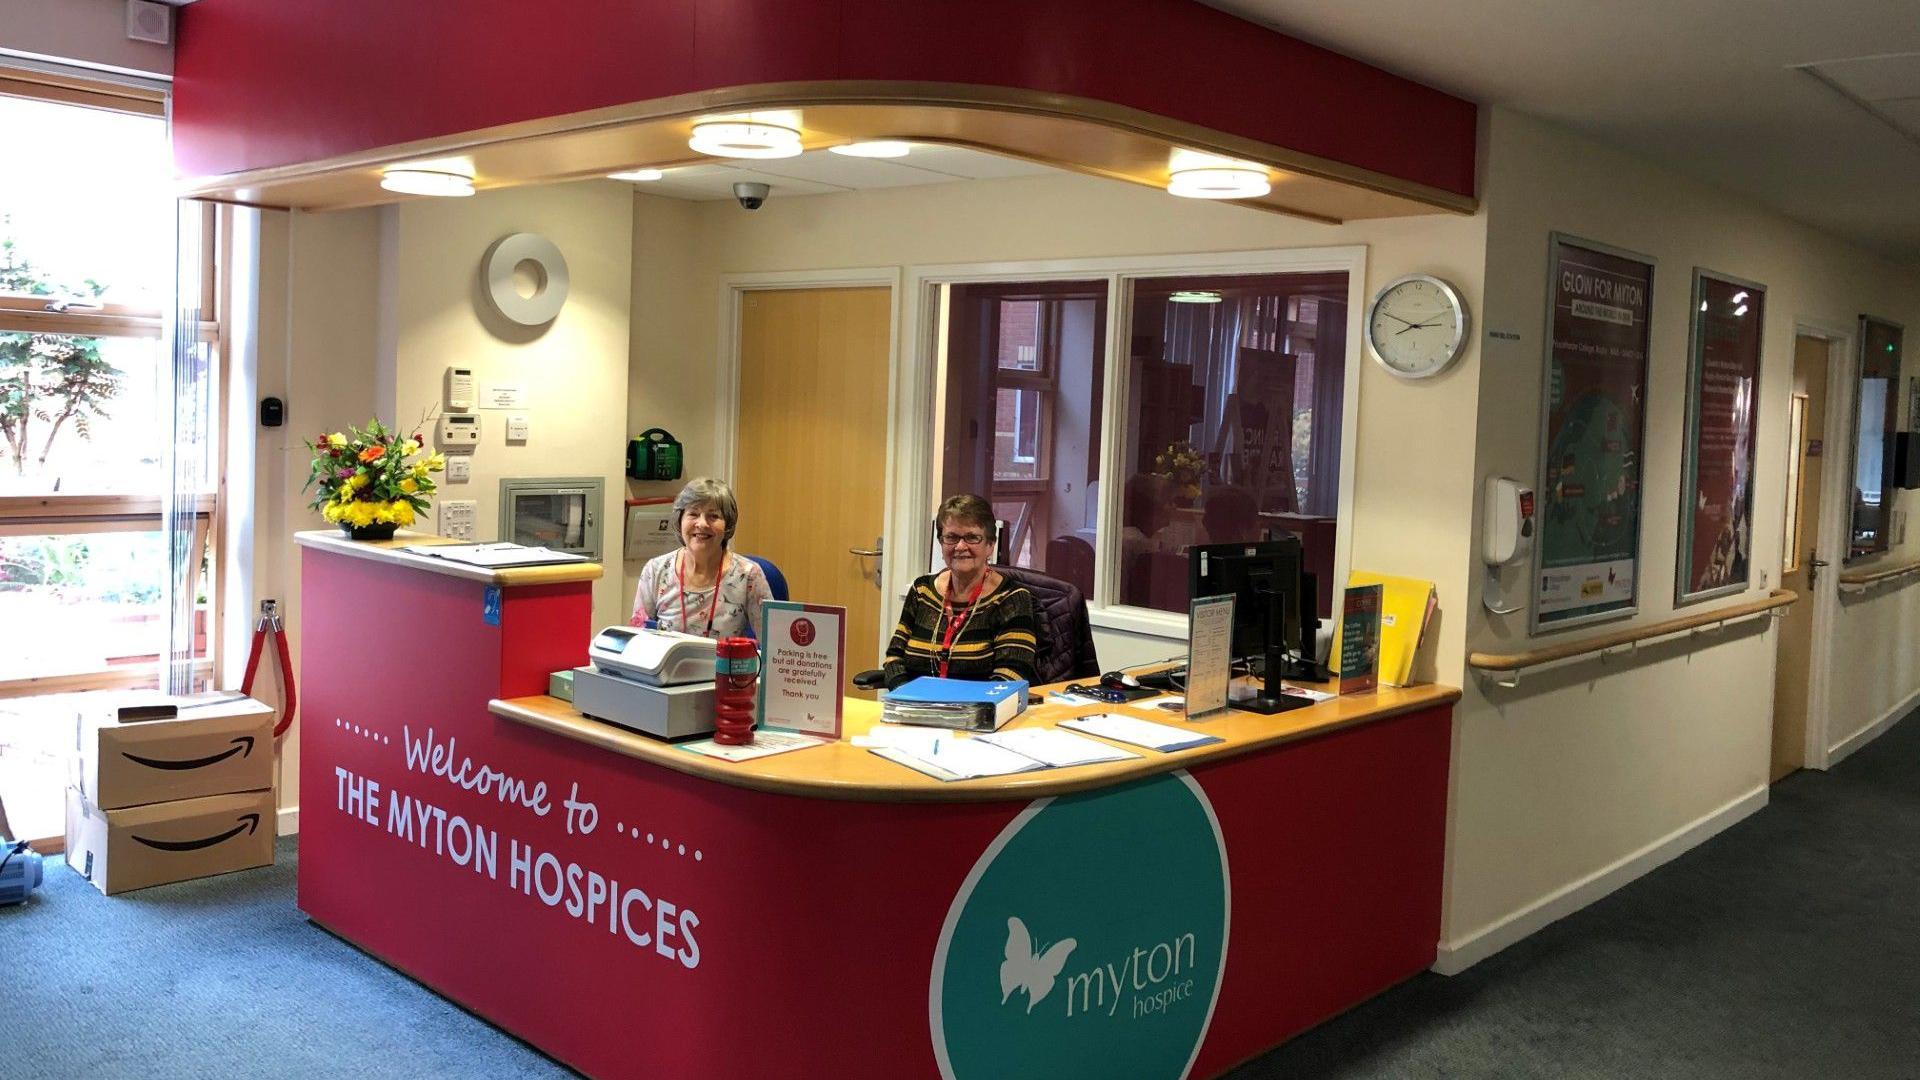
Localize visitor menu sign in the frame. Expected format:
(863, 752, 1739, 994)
(1677, 270, 1765, 604)
(1533, 234, 1655, 632)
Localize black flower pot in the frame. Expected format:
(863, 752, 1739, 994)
(341, 522, 399, 541)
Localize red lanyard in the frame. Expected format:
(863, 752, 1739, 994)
(937, 572, 988, 678)
(675, 551, 726, 638)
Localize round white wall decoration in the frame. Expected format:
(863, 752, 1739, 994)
(481, 233, 569, 326)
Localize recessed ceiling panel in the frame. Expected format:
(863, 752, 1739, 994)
(1811, 51, 1920, 103)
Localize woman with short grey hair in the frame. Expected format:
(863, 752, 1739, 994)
(629, 477, 774, 639)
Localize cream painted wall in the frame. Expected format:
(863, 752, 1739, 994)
(235, 182, 631, 823)
(386, 182, 634, 634)
(625, 173, 1489, 673)
(1444, 107, 1920, 966)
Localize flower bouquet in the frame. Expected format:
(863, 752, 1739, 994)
(1154, 440, 1206, 504)
(304, 420, 445, 540)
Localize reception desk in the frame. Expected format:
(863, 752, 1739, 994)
(295, 530, 1457, 1080)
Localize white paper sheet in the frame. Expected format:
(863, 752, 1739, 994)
(679, 730, 829, 762)
(1057, 713, 1223, 752)
(976, 727, 1140, 767)
(866, 733, 1046, 780)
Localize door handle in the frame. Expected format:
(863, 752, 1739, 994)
(849, 537, 884, 558)
(1808, 552, 1828, 589)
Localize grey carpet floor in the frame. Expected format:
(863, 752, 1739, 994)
(2, 712, 1914, 1080)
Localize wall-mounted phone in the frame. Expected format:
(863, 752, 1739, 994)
(1483, 476, 1535, 614)
(446, 366, 474, 412)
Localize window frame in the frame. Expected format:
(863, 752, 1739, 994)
(0, 75, 227, 699)
(903, 246, 1367, 642)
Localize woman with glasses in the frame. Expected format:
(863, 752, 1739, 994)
(880, 493, 1038, 689)
(630, 477, 774, 639)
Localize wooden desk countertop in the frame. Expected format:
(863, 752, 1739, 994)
(294, 529, 603, 587)
(489, 680, 1459, 804)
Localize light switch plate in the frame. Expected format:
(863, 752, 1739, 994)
(439, 499, 478, 541)
(446, 456, 472, 483)
(505, 414, 530, 442)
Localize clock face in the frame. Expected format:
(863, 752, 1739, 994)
(1367, 275, 1468, 379)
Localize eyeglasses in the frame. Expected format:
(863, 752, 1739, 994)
(939, 532, 989, 548)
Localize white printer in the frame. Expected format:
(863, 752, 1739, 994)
(571, 626, 719, 739)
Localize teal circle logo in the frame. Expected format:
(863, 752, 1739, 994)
(931, 772, 1229, 1080)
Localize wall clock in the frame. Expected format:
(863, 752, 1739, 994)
(1365, 273, 1470, 379)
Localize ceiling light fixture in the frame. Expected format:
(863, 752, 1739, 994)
(1167, 166, 1271, 199)
(1165, 150, 1271, 200)
(1168, 290, 1223, 304)
(379, 168, 475, 197)
(609, 168, 665, 182)
(829, 141, 913, 158)
(689, 120, 803, 159)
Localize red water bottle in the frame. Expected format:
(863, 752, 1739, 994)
(714, 636, 759, 745)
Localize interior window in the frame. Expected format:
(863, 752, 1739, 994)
(940, 282, 1107, 586)
(1117, 272, 1349, 617)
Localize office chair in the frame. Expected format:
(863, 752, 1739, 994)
(743, 555, 789, 602)
(850, 566, 1098, 690)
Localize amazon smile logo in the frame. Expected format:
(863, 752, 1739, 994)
(132, 813, 261, 852)
(122, 736, 255, 771)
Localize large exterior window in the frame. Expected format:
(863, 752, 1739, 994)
(0, 83, 222, 701)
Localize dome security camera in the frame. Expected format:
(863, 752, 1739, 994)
(733, 182, 770, 210)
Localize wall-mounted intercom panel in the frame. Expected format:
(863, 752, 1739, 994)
(439, 413, 480, 447)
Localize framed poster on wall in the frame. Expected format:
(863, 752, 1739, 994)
(1675, 269, 1765, 604)
(1532, 233, 1655, 632)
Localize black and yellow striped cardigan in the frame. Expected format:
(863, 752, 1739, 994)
(882, 573, 1038, 689)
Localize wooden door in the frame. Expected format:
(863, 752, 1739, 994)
(731, 287, 892, 684)
(1772, 335, 1828, 780)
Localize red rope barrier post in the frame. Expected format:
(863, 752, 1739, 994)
(240, 600, 298, 738)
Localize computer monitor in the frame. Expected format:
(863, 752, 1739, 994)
(1188, 537, 1319, 713)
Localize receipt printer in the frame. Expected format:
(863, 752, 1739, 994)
(573, 626, 717, 739)
(587, 626, 715, 686)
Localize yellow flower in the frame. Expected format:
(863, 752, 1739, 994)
(328, 432, 348, 448)
(334, 486, 354, 505)
(394, 501, 416, 526)
(425, 452, 446, 473)
(321, 503, 343, 523)
(399, 478, 417, 493)
(345, 501, 378, 527)
(350, 473, 370, 491)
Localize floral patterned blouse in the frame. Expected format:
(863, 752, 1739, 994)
(630, 550, 773, 640)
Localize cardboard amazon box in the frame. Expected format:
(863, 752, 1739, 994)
(65, 786, 274, 895)
(73, 693, 274, 810)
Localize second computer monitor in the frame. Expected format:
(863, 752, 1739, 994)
(1188, 536, 1304, 673)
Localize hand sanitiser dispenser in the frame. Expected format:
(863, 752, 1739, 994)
(1482, 477, 1535, 615)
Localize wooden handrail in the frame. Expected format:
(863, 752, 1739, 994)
(1469, 589, 1797, 680)
(1837, 558, 1920, 590)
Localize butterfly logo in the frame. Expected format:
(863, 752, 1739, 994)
(999, 916, 1077, 1014)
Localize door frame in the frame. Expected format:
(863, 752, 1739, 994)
(1790, 318, 1854, 771)
(716, 268, 904, 660)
